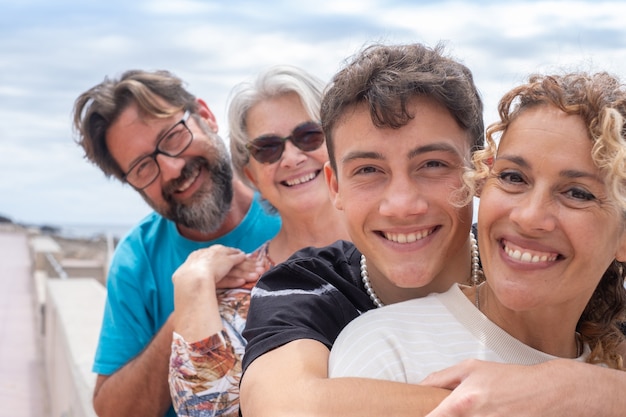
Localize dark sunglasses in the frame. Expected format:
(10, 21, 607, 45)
(246, 121, 325, 164)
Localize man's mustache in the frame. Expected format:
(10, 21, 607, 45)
(162, 157, 207, 199)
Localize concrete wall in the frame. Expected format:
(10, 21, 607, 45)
(30, 235, 65, 278)
(44, 278, 104, 417)
(61, 259, 106, 284)
(28, 231, 107, 417)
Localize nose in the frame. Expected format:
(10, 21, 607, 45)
(279, 140, 307, 168)
(156, 153, 186, 183)
(379, 175, 428, 218)
(509, 188, 557, 233)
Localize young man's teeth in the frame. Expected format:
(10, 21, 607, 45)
(286, 172, 316, 186)
(384, 229, 432, 243)
(504, 245, 557, 263)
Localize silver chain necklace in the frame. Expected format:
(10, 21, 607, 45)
(360, 231, 482, 308)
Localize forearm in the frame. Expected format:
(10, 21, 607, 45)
(170, 330, 241, 417)
(171, 283, 254, 415)
(240, 340, 449, 417)
(93, 316, 174, 417)
(550, 359, 626, 417)
(172, 245, 252, 342)
(243, 376, 448, 417)
(322, 378, 449, 417)
(422, 358, 626, 417)
(173, 282, 222, 342)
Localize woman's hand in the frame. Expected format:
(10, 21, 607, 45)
(174, 245, 265, 291)
(171, 245, 265, 341)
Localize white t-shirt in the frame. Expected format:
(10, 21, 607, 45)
(329, 284, 589, 382)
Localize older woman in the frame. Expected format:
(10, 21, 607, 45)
(329, 72, 626, 391)
(169, 66, 348, 416)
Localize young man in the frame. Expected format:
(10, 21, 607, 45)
(240, 42, 482, 416)
(72, 70, 280, 417)
(240, 43, 626, 416)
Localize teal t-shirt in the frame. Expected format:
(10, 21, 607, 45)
(92, 195, 280, 417)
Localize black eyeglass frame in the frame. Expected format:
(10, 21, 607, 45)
(245, 121, 325, 164)
(122, 110, 193, 190)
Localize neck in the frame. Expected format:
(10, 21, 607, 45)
(177, 179, 253, 242)
(477, 284, 583, 358)
(269, 203, 349, 263)
(361, 231, 480, 307)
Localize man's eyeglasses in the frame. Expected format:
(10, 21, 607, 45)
(246, 121, 325, 164)
(123, 110, 193, 190)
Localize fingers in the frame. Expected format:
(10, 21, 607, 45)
(230, 256, 266, 278)
(174, 245, 247, 283)
(214, 253, 267, 288)
(217, 276, 249, 289)
(422, 360, 501, 417)
(189, 244, 247, 264)
(174, 245, 267, 291)
(421, 360, 476, 390)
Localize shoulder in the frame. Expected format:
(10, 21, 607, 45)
(118, 212, 171, 246)
(219, 195, 281, 252)
(247, 194, 281, 227)
(360, 294, 433, 318)
(250, 240, 374, 321)
(249, 240, 372, 312)
(264, 240, 362, 287)
(111, 212, 179, 261)
(287, 240, 360, 268)
(107, 212, 186, 290)
(110, 212, 161, 257)
(333, 290, 457, 349)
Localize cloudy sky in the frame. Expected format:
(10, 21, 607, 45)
(2, 0, 625, 233)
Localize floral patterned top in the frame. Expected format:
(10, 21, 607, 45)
(169, 242, 273, 417)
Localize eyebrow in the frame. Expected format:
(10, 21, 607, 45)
(408, 143, 463, 159)
(341, 142, 464, 165)
(560, 169, 603, 183)
(497, 155, 603, 184)
(127, 118, 179, 169)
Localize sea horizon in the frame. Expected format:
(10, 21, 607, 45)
(48, 222, 133, 240)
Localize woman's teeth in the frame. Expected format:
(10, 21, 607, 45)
(285, 172, 316, 186)
(504, 243, 557, 263)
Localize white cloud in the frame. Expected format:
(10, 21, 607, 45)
(2, 0, 626, 232)
(141, 0, 220, 15)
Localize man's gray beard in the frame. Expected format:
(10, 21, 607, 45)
(149, 155, 234, 234)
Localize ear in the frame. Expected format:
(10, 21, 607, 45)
(195, 98, 219, 133)
(324, 162, 343, 210)
(243, 165, 258, 188)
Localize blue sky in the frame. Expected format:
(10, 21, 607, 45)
(1, 0, 625, 230)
